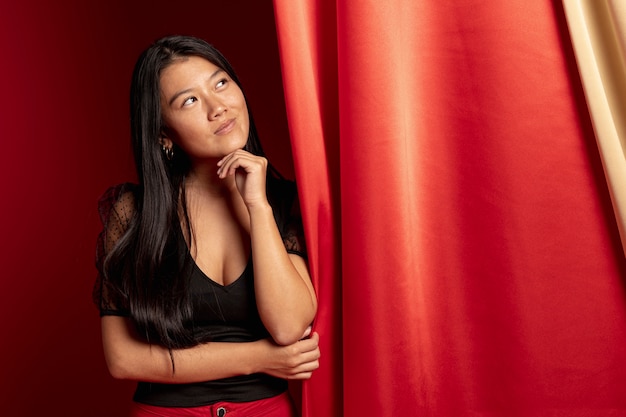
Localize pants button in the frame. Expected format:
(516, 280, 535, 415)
(217, 406, 227, 417)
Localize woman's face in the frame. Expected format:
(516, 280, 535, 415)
(159, 56, 250, 162)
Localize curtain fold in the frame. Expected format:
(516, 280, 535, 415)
(272, 2, 343, 417)
(274, 1, 626, 416)
(562, 0, 626, 257)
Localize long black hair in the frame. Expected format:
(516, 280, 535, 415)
(103, 35, 291, 351)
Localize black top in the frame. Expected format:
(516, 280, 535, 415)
(93, 181, 307, 407)
(132, 252, 287, 406)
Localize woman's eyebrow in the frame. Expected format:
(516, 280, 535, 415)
(167, 69, 224, 106)
(168, 88, 193, 106)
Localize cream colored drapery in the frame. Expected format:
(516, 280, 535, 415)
(563, 0, 626, 256)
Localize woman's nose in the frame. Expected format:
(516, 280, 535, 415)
(207, 100, 226, 120)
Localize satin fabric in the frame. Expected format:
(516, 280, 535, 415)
(274, 1, 626, 416)
(563, 0, 626, 256)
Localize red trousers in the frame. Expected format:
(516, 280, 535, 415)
(128, 392, 298, 417)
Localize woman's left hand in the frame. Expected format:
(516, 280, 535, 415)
(217, 149, 268, 207)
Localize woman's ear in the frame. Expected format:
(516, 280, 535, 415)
(159, 135, 173, 150)
(159, 134, 175, 161)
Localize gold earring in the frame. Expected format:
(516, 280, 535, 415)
(162, 145, 174, 161)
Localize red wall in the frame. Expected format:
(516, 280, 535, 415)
(0, 1, 291, 415)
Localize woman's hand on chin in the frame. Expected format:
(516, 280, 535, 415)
(217, 150, 269, 208)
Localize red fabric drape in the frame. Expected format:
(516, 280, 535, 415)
(274, 1, 626, 416)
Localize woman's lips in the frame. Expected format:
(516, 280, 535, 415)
(214, 118, 236, 135)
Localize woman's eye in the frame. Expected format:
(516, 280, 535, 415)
(216, 78, 228, 88)
(183, 97, 197, 106)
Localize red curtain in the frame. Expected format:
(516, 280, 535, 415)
(273, 1, 626, 416)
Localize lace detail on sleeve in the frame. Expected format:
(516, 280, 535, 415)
(93, 183, 138, 316)
(281, 188, 308, 259)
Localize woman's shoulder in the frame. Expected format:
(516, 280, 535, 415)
(99, 182, 140, 201)
(97, 182, 141, 227)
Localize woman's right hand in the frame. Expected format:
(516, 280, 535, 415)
(257, 331, 320, 380)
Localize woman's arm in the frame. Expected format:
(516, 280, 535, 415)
(101, 316, 320, 383)
(249, 206, 317, 345)
(217, 151, 318, 346)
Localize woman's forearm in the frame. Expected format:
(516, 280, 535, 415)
(101, 316, 320, 383)
(101, 316, 262, 383)
(247, 203, 318, 345)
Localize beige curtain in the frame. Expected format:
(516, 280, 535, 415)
(563, 0, 626, 256)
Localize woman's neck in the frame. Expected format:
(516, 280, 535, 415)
(185, 162, 237, 197)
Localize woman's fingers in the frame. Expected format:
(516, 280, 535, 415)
(216, 150, 268, 206)
(261, 332, 321, 380)
(297, 331, 319, 353)
(217, 150, 266, 179)
(286, 333, 320, 378)
(300, 326, 312, 340)
(284, 354, 320, 380)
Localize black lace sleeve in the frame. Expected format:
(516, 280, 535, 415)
(271, 179, 307, 259)
(93, 183, 138, 316)
(282, 194, 308, 258)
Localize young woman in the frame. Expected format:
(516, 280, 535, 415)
(93, 35, 319, 417)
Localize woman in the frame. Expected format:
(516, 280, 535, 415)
(93, 35, 319, 417)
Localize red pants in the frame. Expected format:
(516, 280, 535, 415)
(128, 392, 297, 417)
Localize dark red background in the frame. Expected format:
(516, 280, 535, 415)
(0, 1, 292, 415)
